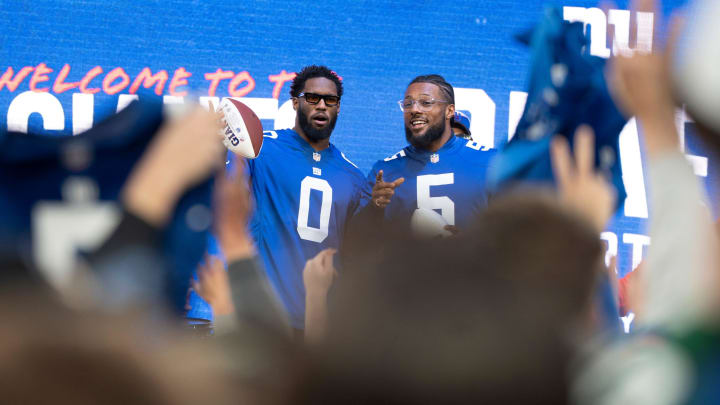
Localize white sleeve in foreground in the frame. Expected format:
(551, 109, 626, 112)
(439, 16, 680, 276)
(643, 152, 719, 331)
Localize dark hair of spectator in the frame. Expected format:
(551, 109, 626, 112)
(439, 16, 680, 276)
(293, 192, 603, 404)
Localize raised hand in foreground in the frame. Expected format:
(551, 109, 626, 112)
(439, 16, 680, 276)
(304, 248, 338, 344)
(550, 126, 616, 233)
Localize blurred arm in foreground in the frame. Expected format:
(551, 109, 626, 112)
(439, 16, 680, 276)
(608, 11, 720, 331)
(575, 1, 720, 403)
(303, 248, 337, 344)
(87, 106, 225, 313)
(194, 157, 290, 335)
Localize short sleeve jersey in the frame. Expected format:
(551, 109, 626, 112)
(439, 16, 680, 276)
(362, 135, 496, 229)
(246, 129, 366, 329)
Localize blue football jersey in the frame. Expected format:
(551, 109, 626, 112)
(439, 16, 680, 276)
(0, 100, 212, 313)
(362, 135, 496, 228)
(185, 232, 224, 321)
(247, 128, 366, 329)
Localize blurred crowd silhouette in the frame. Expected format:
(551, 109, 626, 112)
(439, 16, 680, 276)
(2, 0, 720, 403)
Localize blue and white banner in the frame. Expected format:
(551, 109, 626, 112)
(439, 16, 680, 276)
(1, 0, 711, 286)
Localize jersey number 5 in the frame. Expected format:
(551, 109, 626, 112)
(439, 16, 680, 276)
(416, 173, 455, 225)
(297, 176, 333, 243)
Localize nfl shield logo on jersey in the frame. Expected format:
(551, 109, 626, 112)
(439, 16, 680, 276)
(430, 154, 439, 163)
(313, 152, 321, 162)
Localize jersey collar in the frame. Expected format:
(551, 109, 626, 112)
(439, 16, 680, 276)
(406, 133, 459, 160)
(288, 129, 335, 157)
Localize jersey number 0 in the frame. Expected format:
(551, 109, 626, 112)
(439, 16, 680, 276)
(297, 176, 333, 243)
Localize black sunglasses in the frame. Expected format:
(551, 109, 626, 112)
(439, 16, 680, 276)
(298, 92, 340, 107)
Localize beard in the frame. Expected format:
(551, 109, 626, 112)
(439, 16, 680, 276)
(298, 107, 337, 142)
(405, 119, 446, 150)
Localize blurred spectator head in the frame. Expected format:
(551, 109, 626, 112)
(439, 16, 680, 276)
(673, 0, 720, 135)
(293, 192, 603, 404)
(672, 0, 720, 157)
(0, 290, 248, 405)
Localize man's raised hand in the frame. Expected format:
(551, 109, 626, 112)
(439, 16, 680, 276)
(371, 170, 405, 209)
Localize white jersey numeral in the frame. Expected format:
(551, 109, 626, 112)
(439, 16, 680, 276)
(416, 173, 455, 225)
(31, 177, 121, 291)
(297, 176, 333, 243)
(465, 140, 482, 150)
(33, 202, 120, 290)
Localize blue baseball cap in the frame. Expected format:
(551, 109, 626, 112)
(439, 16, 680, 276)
(452, 111, 471, 135)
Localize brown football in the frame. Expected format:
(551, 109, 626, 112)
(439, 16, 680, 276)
(218, 98, 263, 159)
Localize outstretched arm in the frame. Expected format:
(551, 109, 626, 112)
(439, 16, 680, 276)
(89, 106, 224, 311)
(195, 156, 290, 334)
(303, 249, 337, 344)
(608, 12, 719, 330)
